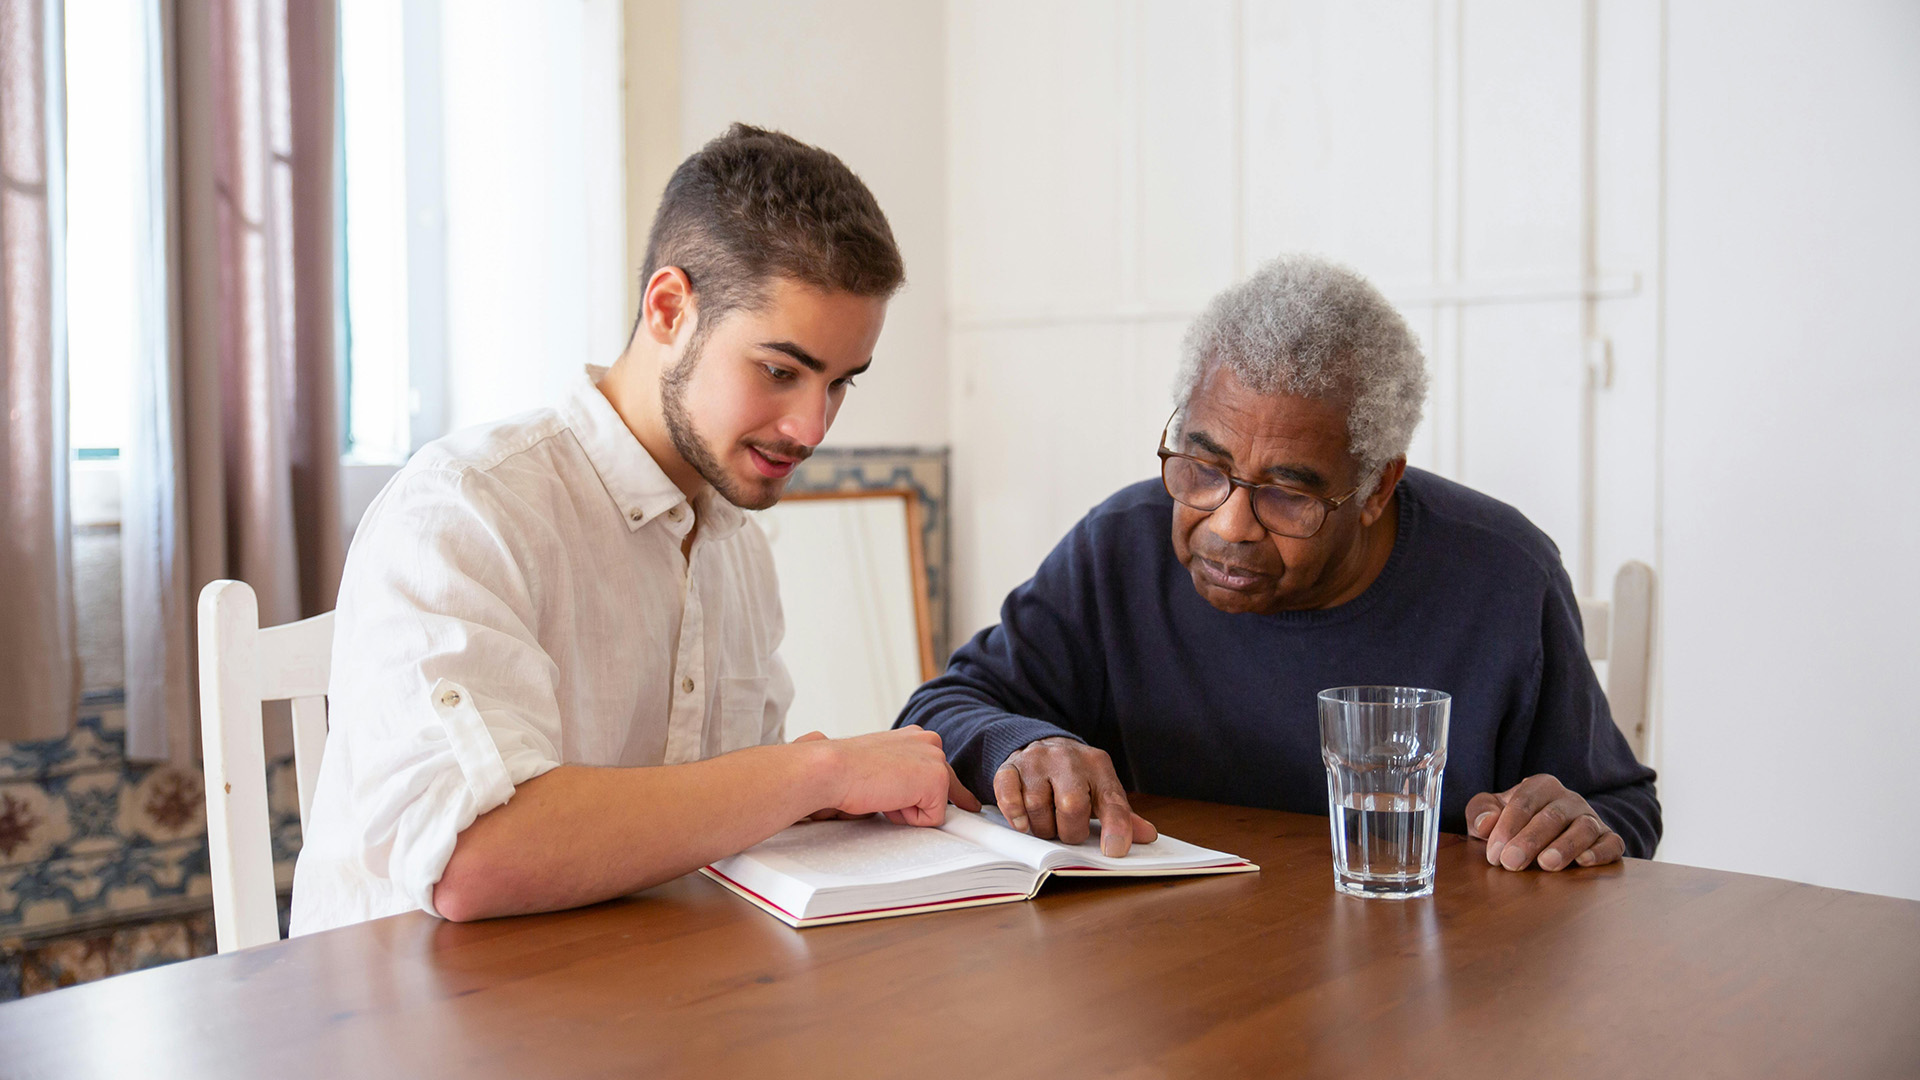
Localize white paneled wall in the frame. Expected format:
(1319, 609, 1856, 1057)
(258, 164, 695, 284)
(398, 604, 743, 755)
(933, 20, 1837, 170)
(948, 0, 1662, 639)
(1657, 1, 1920, 899)
(680, 0, 949, 449)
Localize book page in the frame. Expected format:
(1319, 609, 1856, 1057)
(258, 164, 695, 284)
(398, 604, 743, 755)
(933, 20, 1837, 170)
(939, 807, 1250, 873)
(729, 816, 1009, 888)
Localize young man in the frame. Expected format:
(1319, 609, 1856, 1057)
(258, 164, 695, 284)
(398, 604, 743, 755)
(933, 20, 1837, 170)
(291, 125, 975, 935)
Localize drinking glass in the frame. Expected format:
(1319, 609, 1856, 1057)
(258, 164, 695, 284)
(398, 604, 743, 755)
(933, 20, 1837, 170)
(1318, 686, 1451, 899)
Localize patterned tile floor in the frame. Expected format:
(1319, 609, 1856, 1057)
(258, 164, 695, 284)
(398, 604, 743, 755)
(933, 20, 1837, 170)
(0, 691, 300, 1001)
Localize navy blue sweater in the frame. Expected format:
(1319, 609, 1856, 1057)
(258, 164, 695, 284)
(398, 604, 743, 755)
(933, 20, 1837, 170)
(898, 469, 1661, 858)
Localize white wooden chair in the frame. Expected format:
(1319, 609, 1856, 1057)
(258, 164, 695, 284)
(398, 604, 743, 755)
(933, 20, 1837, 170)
(197, 579, 333, 952)
(1576, 561, 1656, 763)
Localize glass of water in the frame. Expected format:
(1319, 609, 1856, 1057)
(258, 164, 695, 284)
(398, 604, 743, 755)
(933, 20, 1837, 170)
(1318, 686, 1451, 899)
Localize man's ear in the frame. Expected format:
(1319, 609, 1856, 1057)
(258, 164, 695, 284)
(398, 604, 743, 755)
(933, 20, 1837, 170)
(1357, 457, 1407, 527)
(639, 266, 695, 346)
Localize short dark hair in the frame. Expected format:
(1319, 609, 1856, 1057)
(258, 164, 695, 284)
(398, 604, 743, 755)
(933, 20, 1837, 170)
(637, 124, 905, 337)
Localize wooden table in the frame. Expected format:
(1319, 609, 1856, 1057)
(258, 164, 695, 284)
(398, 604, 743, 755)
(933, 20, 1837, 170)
(3, 796, 1917, 1078)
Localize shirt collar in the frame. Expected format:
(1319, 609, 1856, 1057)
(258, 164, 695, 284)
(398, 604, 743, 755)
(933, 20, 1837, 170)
(564, 366, 748, 540)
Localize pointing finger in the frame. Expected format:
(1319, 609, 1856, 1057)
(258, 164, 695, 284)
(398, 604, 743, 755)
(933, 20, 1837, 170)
(1091, 781, 1136, 858)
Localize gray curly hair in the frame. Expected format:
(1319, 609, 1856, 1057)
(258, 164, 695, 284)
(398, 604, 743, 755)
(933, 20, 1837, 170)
(1174, 254, 1427, 489)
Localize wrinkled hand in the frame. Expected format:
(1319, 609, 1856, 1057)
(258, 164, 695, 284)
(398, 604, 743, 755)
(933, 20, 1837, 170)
(795, 728, 980, 826)
(1466, 774, 1624, 871)
(994, 737, 1158, 857)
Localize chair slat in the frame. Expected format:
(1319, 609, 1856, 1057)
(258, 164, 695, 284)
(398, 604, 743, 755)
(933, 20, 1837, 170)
(289, 695, 329, 836)
(256, 612, 335, 700)
(1606, 562, 1656, 762)
(1577, 597, 1610, 662)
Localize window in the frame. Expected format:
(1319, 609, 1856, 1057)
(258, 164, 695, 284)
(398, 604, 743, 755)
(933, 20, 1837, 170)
(339, 0, 410, 463)
(64, 0, 153, 467)
(338, 0, 448, 467)
(63, 0, 163, 690)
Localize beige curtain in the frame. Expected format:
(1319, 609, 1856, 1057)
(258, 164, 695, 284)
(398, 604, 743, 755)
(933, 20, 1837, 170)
(123, 0, 342, 763)
(0, 0, 78, 743)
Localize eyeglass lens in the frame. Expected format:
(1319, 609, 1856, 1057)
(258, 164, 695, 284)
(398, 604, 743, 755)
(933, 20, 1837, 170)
(1161, 456, 1327, 539)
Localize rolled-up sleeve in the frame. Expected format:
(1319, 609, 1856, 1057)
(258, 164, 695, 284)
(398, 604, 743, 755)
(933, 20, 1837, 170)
(322, 469, 565, 919)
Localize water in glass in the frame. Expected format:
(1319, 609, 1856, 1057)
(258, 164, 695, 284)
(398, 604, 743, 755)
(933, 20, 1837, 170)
(1319, 686, 1450, 899)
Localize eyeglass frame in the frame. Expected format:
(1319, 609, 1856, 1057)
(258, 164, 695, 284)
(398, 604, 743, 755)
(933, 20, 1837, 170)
(1155, 412, 1364, 540)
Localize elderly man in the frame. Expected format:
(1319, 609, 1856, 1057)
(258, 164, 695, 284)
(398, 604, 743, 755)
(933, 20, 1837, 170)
(899, 254, 1659, 873)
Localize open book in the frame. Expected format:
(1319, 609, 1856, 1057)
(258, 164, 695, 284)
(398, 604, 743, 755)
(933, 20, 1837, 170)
(701, 807, 1257, 927)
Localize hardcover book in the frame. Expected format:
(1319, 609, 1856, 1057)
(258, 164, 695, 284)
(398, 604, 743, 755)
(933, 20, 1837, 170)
(702, 806, 1258, 927)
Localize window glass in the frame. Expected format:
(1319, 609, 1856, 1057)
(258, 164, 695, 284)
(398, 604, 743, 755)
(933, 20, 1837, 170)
(64, 0, 144, 460)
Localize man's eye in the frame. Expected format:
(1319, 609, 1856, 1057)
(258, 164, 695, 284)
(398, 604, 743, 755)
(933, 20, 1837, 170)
(763, 365, 795, 382)
(833, 376, 858, 390)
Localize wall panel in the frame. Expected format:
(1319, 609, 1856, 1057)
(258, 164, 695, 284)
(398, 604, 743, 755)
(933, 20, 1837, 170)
(1241, 0, 1436, 281)
(680, 0, 949, 448)
(948, 0, 1126, 321)
(1137, 0, 1241, 308)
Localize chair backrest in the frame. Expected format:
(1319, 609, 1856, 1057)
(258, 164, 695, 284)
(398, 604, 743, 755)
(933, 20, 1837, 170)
(1576, 561, 1656, 762)
(197, 579, 333, 953)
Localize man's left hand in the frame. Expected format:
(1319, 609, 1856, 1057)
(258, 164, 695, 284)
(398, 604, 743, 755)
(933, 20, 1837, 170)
(1466, 774, 1624, 871)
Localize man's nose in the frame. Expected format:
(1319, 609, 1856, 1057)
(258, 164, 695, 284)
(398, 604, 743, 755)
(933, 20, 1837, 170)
(777, 386, 833, 448)
(1205, 486, 1267, 544)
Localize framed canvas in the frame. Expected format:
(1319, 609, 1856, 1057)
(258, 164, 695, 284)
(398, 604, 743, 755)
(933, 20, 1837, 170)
(753, 490, 935, 739)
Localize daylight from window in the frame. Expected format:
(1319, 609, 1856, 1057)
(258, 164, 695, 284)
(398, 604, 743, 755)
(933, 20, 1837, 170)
(64, 1, 144, 457)
(340, 0, 413, 463)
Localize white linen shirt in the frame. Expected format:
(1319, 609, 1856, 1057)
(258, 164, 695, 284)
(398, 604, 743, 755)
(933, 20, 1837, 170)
(290, 366, 793, 935)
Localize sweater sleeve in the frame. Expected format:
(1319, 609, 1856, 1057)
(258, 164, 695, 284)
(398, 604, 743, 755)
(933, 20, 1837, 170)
(895, 517, 1111, 801)
(1514, 559, 1663, 858)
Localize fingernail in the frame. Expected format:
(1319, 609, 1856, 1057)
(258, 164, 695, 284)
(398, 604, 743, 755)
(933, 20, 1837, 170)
(1486, 840, 1504, 866)
(1576, 850, 1596, 866)
(1502, 846, 1529, 871)
(1473, 812, 1495, 835)
(1539, 850, 1564, 871)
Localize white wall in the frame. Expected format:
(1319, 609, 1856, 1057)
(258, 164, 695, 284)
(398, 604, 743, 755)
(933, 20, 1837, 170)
(946, 0, 1920, 899)
(946, 0, 1663, 638)
(1657, 1, 1920, 898)
(678, 0, 949, 449)
(440, 0, 627, 433)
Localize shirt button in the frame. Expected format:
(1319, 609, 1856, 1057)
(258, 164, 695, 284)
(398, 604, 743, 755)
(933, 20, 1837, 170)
(681, 676, 695, 694)
(628, 509, 642, 522)
(667, 506, 685, 521)
(439, 689, 462, 708)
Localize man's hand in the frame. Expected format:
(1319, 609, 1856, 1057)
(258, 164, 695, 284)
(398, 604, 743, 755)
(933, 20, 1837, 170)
(803, 727, 981, 827)
(994, 737, 1158, 857)
(1466, 774, 1625, 871)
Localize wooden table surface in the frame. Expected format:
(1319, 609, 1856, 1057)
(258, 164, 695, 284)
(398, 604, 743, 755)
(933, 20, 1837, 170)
(3, 796, 1917, 1079)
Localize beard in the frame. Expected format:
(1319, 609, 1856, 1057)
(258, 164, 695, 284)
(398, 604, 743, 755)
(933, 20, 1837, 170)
(658, 335, 808, 511)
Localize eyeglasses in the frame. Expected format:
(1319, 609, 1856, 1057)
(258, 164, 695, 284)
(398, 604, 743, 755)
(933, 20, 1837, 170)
(1156, 415, 1361, 540)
